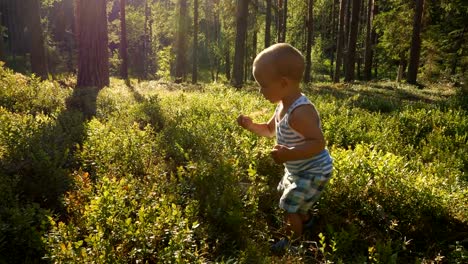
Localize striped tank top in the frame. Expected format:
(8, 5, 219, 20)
(275, 94, 333, 175)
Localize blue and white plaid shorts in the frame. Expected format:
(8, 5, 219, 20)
(277, 168, 332, 214)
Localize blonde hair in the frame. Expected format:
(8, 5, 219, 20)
(253, 43, 305, 82)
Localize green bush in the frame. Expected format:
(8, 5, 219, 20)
(0, 62, 72, 115)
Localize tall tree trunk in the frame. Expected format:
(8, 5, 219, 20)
(120, 0, 128, 80)
(330, 0, 338, 79)
(344, 0, 361, 82)
(396, 53, 407, 82)
(76, 0, 109, 89)
(192, 0, 198, 84)
(265, 0, 272, 48)
(214, 0, 221, 82)
(225, 48, 231, 81)
(232, 0, 248, 88)
(28, 0, 48, 79)
(5, 0, 28, 57)
(175, 0, 188, 83)
(407, 0, 424, 85)
(343, 0, 351, 76)
(304, 0, 314, 83)
(251, 0, 258, 81)
(333, 0, 346, 82)
(372, 2, 378, 79)
(0, 12, 6, 61)
(282, 0, 287, 42)
(363, 0, 374, 80)
(277, 0, 283, 43)
(142, 0, 149, 79)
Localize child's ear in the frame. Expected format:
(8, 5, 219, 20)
(280, 76, 291, 88)
(280, 77, 289, 87)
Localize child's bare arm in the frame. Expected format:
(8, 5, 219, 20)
(237, 114, 276, 138)
(271, 105, 325, 163)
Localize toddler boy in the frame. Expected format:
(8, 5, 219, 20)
(237, 43, 333, 252)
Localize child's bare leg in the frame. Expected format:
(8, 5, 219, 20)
(285, 213, 308, 239)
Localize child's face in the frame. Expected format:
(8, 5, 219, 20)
(253, 64, 285, 103)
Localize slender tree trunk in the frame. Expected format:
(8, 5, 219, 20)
(76, 0, 109, 89)
(334, 0, 346, 82)
(214, 0, 221, 82)
(344, 0, 361, 82)
(265, 0, 272, 48)
(28, 0, 48, 79)
(282, 0, 287, 42)
(304, 0, 313, 83)
(192, 0, 198, 84)
(277, 0, 283, 43)
(363, 0, 374, 80)
(343, 0, 351, 76)
(330, 0, 338, 79)
(251, 0, 258, 81)
(407, 0, 424, 85)
(225, 48, 231, 80)
(0, 12, 4, 61)
(120, 0, 128, 80)
(396, 55, 407, 82)
(372, 2, 378, 79)
(232, 0, 249, 88)
(175, 0, 188, 83)
(64, 0, 75, 73)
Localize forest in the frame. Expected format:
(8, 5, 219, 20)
(0, 0, 467, 263)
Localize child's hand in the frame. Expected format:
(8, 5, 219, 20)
(237, 115, 253, 130)
(271, 144, 290, 164)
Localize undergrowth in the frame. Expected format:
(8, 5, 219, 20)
(0, 65, 466, 263)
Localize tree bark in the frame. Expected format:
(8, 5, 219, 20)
(397, 53, 407, 82)
(330, 0, 338, 79)
(175, 0, 188, 83)
(265, 0, 272, 48)
(28, 0, 48, 79)
(304, 0, 314, 83)
(0, 12, 4, 61)
(142, 0, 149, 79)
(406, 0, 424, 85)
(120, 0, 128, 80)
(363, 0, 374, 80)
(333, 0, 346, 82)
(343, 0, 351, 75)
(192, 0, 198, 84)
(344, 0, 361, 82)
(251, 0, 258, 81)
(232, 0, 249, 88)
(282, 0, 288, 42)
(225, 48, 231, 81)
(76, 0, 109, 89)
(277, 0, 283, 43)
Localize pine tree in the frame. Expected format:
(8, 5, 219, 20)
(120, 0, 128, 80)
(265, 0, 272, 48)
(192, 0, 198, 84)
(232, 0, 249, 88)
(304, 0, 314, 83)
(76, 0, 110, 88)
(334, 0, 346, 82)
(27, 0, 48, 79)
(344, 0, 361, 82)
(175, 0, 188, 83)
(407, 0, 424, 85)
